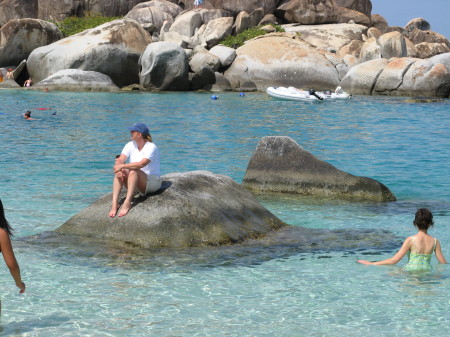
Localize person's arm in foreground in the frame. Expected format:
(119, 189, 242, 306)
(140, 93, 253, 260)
(0, 230, 25, 293)
(357, 237, 412, 265)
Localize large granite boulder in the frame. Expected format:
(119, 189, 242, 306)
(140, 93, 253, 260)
(124, 1, 177, 34)
(334, 0, 372, 18)
(370, 13, 388, 34)
(275, 0, 340, 24)
(182, 0, 278, 16)
(0, 0, 37, 25)
(359, 32, 420, 62)
(133, 0, 183, 19)
(242, 136, 396, 202)
(338, 39, 364, 58)
(189, 51, 221, 73)
(233, 11, 252, 35)
(30, 69, 120, 92)
(415, 42, 450, 59)
(209, 45, 237, 68)
(404, 18, 430, 34)
(224, 33, 343, 91)
(336, 7, 370, 26)
(192, 16, 234, 49)
(397, 53, 450, 97)
(186, 8, 232, 26)
(56, 171, 286, 248)
(378, 31, 408, 59)
(26, 19, 152, 88)
(139, 41, 190, 90)
(341, 54, 450, 97)
(406, 28, 450, 47)
(38, 0, 145, 21)
(339, 58, 389, 95)
(359, 37, 381, 62)
(0, 18, 63, 67)
(189, 66, 216, 90)
(169, 10, 203, 38)
(373, 57, 418, 95)
(0, 0, 145, 23)
(282, 23, 368, 52)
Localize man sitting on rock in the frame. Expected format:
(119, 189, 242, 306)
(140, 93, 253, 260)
(109, 123, 161, 218)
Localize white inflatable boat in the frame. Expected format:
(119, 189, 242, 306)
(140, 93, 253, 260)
(266, 86, 351, 101)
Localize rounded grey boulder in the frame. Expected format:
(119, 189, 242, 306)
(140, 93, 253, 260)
(56, 171, 286, 248)
(242, 136, 396, 202)
(32, 69, 120, 92)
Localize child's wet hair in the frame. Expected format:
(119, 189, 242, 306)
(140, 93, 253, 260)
(414, 208, 434, 230)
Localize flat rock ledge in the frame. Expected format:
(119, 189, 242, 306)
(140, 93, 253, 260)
(56, 171, 286, 248)
(242, 136, 396, 202)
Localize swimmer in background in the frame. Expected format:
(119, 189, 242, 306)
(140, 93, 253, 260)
(24, 78, 32, 87)
(357, 208, 447, 269)
(24, 111, 38, 120)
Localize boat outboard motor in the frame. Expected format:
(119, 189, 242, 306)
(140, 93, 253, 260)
(309, 88, 323, 100)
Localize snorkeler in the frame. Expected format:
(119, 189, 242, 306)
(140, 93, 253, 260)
(24, 111, 38, 120)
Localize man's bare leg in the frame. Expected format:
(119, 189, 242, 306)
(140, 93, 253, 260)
(118, 169, 147, 217)
(109, 172, 126, 217)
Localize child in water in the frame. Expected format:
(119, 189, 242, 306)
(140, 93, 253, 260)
(357, 208, 447, 270)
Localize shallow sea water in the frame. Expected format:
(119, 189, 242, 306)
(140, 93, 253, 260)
(0, 89, 449, 336)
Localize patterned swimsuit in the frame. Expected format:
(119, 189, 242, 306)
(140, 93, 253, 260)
(404, 238, 436, 271)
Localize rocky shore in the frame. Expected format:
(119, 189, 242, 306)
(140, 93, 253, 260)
(1, 0, 448, 97)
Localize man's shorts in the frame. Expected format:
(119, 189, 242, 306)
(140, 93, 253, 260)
(142, 174, 162, 195)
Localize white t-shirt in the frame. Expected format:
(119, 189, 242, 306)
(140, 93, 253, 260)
(121, 141, 160, 176)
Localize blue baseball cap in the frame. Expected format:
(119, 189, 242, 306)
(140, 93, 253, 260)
(127, 123, 149, 135)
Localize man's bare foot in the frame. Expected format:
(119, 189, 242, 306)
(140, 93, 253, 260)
(109, 204, 119, 218)
(118, 202, 132, 217)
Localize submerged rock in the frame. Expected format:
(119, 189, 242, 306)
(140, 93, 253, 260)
(242, 136, 396, 202)
(404, 98, 445, 103)
(56, 171, 286, 248)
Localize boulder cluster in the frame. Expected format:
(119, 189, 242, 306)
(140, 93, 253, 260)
(0, 0, 449, 96)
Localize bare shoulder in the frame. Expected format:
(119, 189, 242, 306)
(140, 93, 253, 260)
(404, 236, 414, 243)
(402, 236, 413, 247)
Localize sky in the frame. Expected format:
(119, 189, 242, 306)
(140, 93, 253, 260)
(371, 0, 450, 39)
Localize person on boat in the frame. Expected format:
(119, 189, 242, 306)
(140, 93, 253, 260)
(0, 198, 26, 314)
(357, 208, 447, 270)
(109, 123, 161, 218)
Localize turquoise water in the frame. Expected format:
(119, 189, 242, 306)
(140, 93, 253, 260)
(0, 89, 449, 336)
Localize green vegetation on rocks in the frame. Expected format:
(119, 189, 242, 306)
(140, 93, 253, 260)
(54, 13, 122, 37)
(221, 25, 285, 49)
